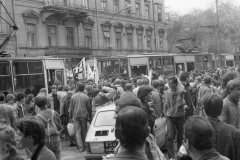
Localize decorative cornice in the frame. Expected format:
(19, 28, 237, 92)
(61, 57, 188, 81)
(22, 10, 39, 18)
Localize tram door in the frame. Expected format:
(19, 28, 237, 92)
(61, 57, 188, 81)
(47, 69, 64, 86)
(175, 63, 185, 75)
(187, 62, 195, 72)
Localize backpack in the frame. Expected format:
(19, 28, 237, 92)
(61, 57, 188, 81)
(36, 110, 59, 143)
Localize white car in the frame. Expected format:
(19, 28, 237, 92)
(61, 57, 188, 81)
(85, 103, 167, 160)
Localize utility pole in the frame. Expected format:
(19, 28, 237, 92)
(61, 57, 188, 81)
(216, 0, 221, 67)
(152, 0, 157, 53)
(11, 0, 18, 56)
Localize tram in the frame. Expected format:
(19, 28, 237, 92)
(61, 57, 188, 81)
(0, 57, 67, 95)
(127, 53, 216, 77)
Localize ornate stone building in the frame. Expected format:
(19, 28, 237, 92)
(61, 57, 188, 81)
(12, 0, 167, 67)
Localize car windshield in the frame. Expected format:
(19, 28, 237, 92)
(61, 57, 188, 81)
(94, 110, 116, 127)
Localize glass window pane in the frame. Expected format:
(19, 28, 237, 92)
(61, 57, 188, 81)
(13, 62, 28, 74)
(15, 74, 45, 95)
(0, 62, 10, 75)
(94, 110, 116, 127)
(0, 76, 12, 93)
(28, 62, 43, 74)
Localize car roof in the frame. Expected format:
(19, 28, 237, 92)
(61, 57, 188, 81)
(95, 103, 116, 113)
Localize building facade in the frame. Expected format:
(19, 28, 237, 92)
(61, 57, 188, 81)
(12, 0, 167, 66)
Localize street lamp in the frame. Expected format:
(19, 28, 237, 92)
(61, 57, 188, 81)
(109, 4, 132, 22)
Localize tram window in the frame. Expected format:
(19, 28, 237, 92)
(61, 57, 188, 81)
(14, 62, 28, 74)
(15, 74, 45, 95)
(0, 62, 12, 93)
(0, 62, 10, 75)
(28, 62, 43, 73)
(163, 57, 173, 65)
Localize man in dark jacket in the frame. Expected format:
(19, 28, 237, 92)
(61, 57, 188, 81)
(179, 72, 194, 119)
(184, 116, 229, 160)
(202, 93, 240, 160)
(69, 82, 91, 152)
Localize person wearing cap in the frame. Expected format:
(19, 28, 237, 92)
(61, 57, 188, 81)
(220, 79, 240, 129)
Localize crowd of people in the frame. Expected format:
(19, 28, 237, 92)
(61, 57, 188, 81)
(0, 67, 240, 160)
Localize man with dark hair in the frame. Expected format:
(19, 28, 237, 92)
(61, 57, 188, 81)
(202, 93, 240, 160)
(151, 79, 164, 118)
(111, 106, 149, 160)
(221, 79, 240, 129)
(0, 94, 17, 128)
(47, 85, 61, 114)
(133, 79, 143, 95)
(219, 71, 238, 98)
(35, 94, 61, 160)
(183, 116, 229, 160)
(164, 76, 186, 160)
(16, 118, 56, 160)
(69, 82, 91, 152)
(179, 71, 194, 119)
(14, 92, 25, 118)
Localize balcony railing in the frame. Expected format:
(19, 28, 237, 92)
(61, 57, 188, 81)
(44, 0, 88, 10)
(45, 46, 93, 56)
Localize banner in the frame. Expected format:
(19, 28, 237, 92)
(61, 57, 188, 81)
(87, 63, 94, 80)
(73, 58, 86, 79)
(93, 57, 99, 84)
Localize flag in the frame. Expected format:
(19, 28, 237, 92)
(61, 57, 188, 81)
(87, 63, 94, 79)
(93, 57, 99, 84)
(73, 58, 86, 79)
(148, 69, 153, 85)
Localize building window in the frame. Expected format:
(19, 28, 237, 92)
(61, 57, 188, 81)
(125, 0, 131, 16)
(145, 5, 150, 19)
(158, 4, 162, 21)
(136, 3, 141, 18)
(84, 29, 92, 48)
(115, 32, 122, 50)
(47, 25, 57, 46)
(137, 34, 143, 50)
(103, 31, 111, 48)
(66, 27, 74, 47)
(127, 33, 133, 50)
(159, 35, 164, 49)
(147, 34, 152, 50)
(113, 0, 119, 13)
(236, 46, 240, 54)
(101, 0, 107, 11)
(26, 23, 37, 47)
(83, 0, 89, 9)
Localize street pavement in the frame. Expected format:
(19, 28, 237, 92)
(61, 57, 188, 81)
(20, 140, 85, 160)
(20, 139, 170, 160)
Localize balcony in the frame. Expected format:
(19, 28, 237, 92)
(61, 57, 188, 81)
(45, 46, 93, 57)
(41, 0, 88, 23)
